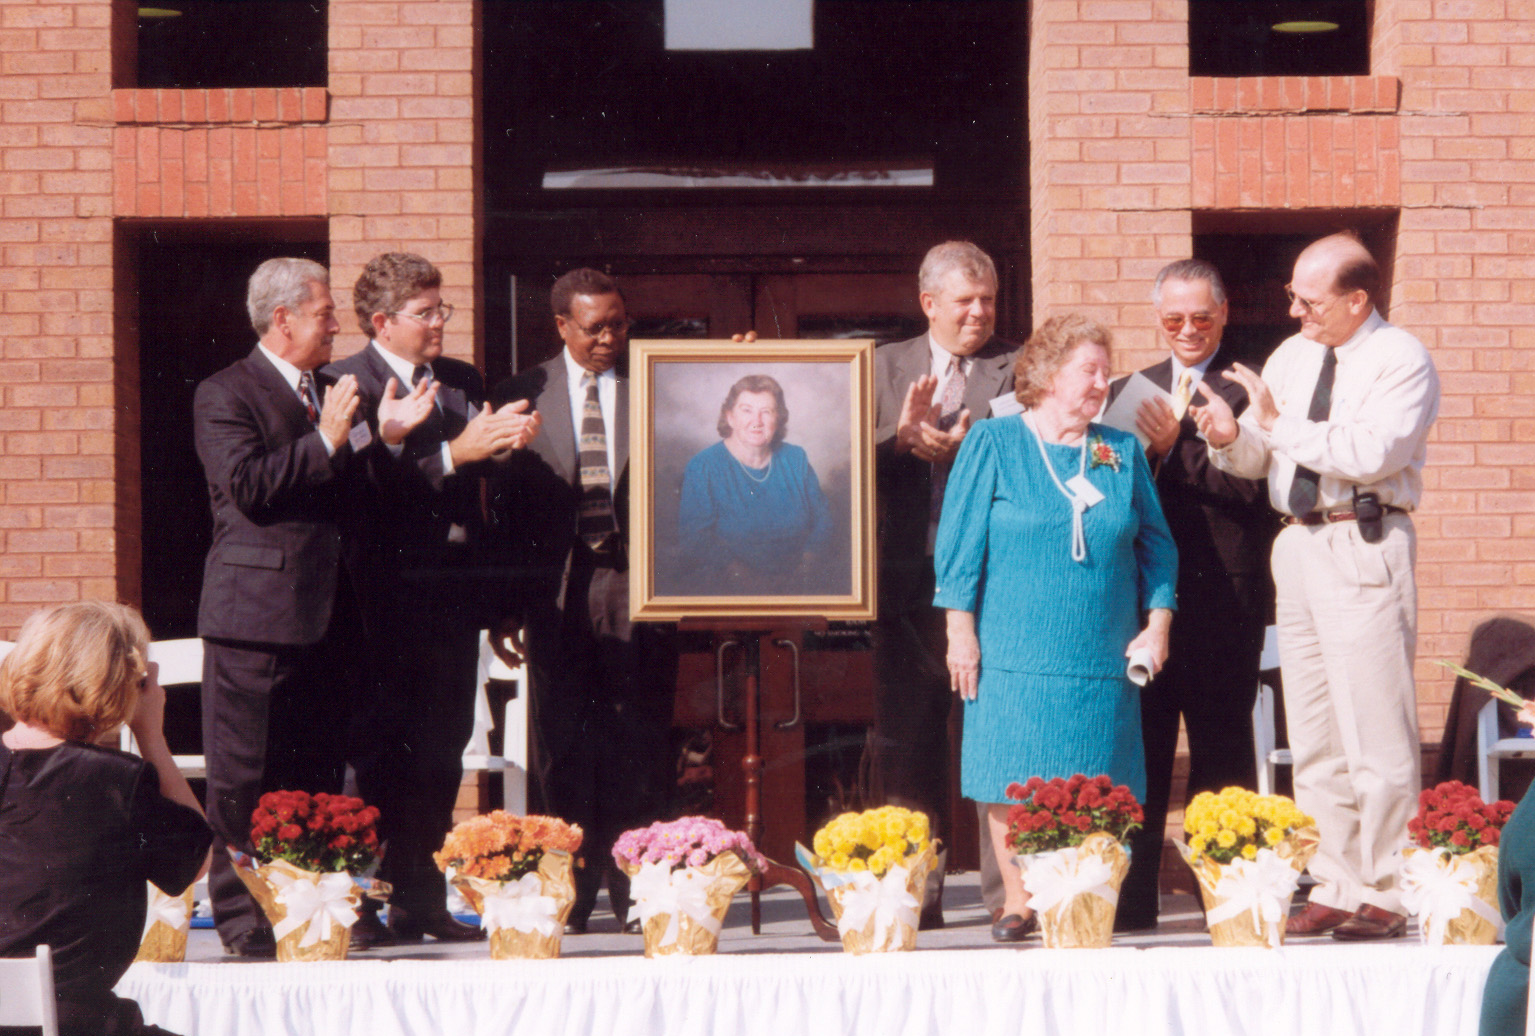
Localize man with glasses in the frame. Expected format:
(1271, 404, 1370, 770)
(1195, 233, 1440, 941)
(326, 252, 540, 948)
(1106, 259, 1276, 931)
(487, 268, 678, 934)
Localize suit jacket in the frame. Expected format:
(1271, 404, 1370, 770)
(1107, 351, 1276, 588)
(874, 333, 1019, 614)
(193, 347, 364, 646)
(487, 355, 631, 610)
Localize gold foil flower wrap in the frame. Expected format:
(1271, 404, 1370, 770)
(134, 883, 194, 963)
(451, 849, 575, 959)
(233, 855, 388, 962)
(621, 849, 752, 958)
(1017, 831, 1129, 949)
(1179, 826, 1319, 948)
(1400, 844, 1501, 946)
(818, 844, 937, 954)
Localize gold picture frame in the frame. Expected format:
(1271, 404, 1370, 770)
(629, 339, 876, 621)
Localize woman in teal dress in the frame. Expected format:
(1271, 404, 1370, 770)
(1482, 726, 1535, 1035)
(935, 313, 1177, 941)
(678, 373, 835, 595)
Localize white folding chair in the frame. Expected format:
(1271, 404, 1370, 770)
(1251, 626, 1292, 795)
(0, 944, 61, 1036)
(1476, 697, 1535, 803)
(461, 629, 530, 814)
(118, 638, 206, 779)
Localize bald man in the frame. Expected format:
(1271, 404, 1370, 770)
(1196, 233, 1440, 941)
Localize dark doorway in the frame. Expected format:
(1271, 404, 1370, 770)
(133, 222, 328, 639)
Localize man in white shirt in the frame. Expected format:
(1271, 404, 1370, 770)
(1195, 232, 1441, 941)
(487, 268, 678, 935)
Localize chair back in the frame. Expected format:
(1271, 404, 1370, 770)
(118, 638, 207, 778)
(0, 944, 61, 1035)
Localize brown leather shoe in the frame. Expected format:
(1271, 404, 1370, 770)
(1285, 901, 1353, 936)
(1331, 905, 1407, 941)
(349, 909, 398, 951)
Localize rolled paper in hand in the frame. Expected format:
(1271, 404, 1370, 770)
(1127, 648, 1155, 687)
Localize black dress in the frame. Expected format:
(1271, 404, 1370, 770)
(0, 740, 211, 1036)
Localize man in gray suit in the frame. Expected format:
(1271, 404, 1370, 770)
(487, 268, 677, 934)
(873, 241, 1020, 926)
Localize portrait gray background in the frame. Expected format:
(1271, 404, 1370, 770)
(651, 360, 854, 597)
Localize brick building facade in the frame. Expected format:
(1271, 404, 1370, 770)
(1, 0, 1532, 747)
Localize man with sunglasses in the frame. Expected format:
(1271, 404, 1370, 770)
(1195, 233, 1440, 941)
(325, 252, 540, 948)
(1106, 259, 1277, 931)
(487, 268, 679, 935)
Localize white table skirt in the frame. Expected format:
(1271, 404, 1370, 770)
(119, 944, 1500, 1036)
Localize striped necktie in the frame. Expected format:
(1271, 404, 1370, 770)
(297, 371, 320, 425)
(577, 371, 618, 551)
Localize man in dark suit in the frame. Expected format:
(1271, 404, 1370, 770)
(194, 257, 424, 957)
(1109, 258, 1276, 930)
(874, 241, 1020, 928)
(487, 268, 677, 934)
(324, 253, 540, 947)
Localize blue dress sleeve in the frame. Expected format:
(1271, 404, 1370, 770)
(678, 447, 726, 571)
(932, 424, 997, 613)
(1128, 433, 1178, 612)
(801, 454, 833, 553)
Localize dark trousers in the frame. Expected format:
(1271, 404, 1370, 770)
(202, 607, 359, 946)
(527, 555, 677, 924)
(349, 597, 481, 916)
(872, 567, 953, 848)
(1120, 590, 1263, 926)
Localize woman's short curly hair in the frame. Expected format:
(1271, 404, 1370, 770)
(1013, 314, 1113, 409)
(716, 374, 788, 446)
(0, 601, 150, 743)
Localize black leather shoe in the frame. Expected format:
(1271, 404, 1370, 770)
(224, 926, 277, 959)
(1112, 911, 1157, 933)
(563, 916, 589, 936)
(388, 907, 485, 943)
(349, 910, 398, 951)
(990, 913, 1037, 943)
(918, 903, 946, 930)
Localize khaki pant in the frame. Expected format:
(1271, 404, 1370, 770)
(1272, 512, 1420, 913)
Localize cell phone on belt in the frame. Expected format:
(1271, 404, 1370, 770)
(1353, 487, 1384, 544)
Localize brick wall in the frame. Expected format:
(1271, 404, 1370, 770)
(326, 0, 479, 361)
(1029, 0, 1535, 741)
(0, 0, 118, 632)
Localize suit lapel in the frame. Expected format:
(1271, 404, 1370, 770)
(538, 359, 577, 483)
(963, 339, 1015, 419)
(248, 348, 312, 437)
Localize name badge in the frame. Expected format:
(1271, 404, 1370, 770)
(348, 421, 373, 451)
(1066, 474, 1104, 509)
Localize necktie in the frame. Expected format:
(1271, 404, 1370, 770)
(1172, 370, 1194, 421)
(411, 364, 430, 387)
(929, 358, 968, 548)
(1286, 347, 1337, 517)
(297, 371, 319, 425)
(577, 372, 618, 552)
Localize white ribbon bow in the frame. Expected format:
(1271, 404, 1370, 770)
(270, 870, 360, 948)
(1399, 847, 1504, 945)
(630, 861, 721, 948)
(1019, 847, 1119, 917)
(141, 884, 190, 940)
(1205, 849, 1300, 948)
(480, 872, 561, 938)
(836, 865, 920, 952)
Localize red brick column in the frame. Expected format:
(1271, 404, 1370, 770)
(0, 1, 118, 632)
(326, 0, 479, 361)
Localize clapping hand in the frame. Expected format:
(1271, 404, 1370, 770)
(318, 374, 361, 451)
(377, 376, 439, 445)
(1136, 396, 1180, 457)
(1190, 381, 1238, 447)
(453, 399, 541, 466)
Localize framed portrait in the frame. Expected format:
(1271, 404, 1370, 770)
(629, 339, 876, 621)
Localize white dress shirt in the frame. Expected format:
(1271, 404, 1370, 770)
(1209, 309, 1440, 515)
(562, 347, 617, 485)
(927, 336, 973, 398)
(257, 342, 333, 457)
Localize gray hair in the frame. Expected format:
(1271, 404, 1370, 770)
(918, 241, 997, 298)
(247, 257, 329, 335)
(1151, 259, 1226, 307)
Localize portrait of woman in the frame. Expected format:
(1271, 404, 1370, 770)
(676, 373, 835, 595)
(934, 313, 1177, 943)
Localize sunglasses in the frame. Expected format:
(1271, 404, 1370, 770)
(1159, 312, 1216, 332)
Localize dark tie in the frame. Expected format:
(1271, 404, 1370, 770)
(411, 364, 430, 387)
(577, 372, 618, 551)
(1287, 347, 1337, 516)
(929, 358, 968, 544)
(297, 371, 319, 425)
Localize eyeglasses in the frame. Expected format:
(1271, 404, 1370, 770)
(1159, 312, 1216, 332)
(392, 303, 455, 327)
(564, 316, 631, 339)
(1283, 284, 1336, 316)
